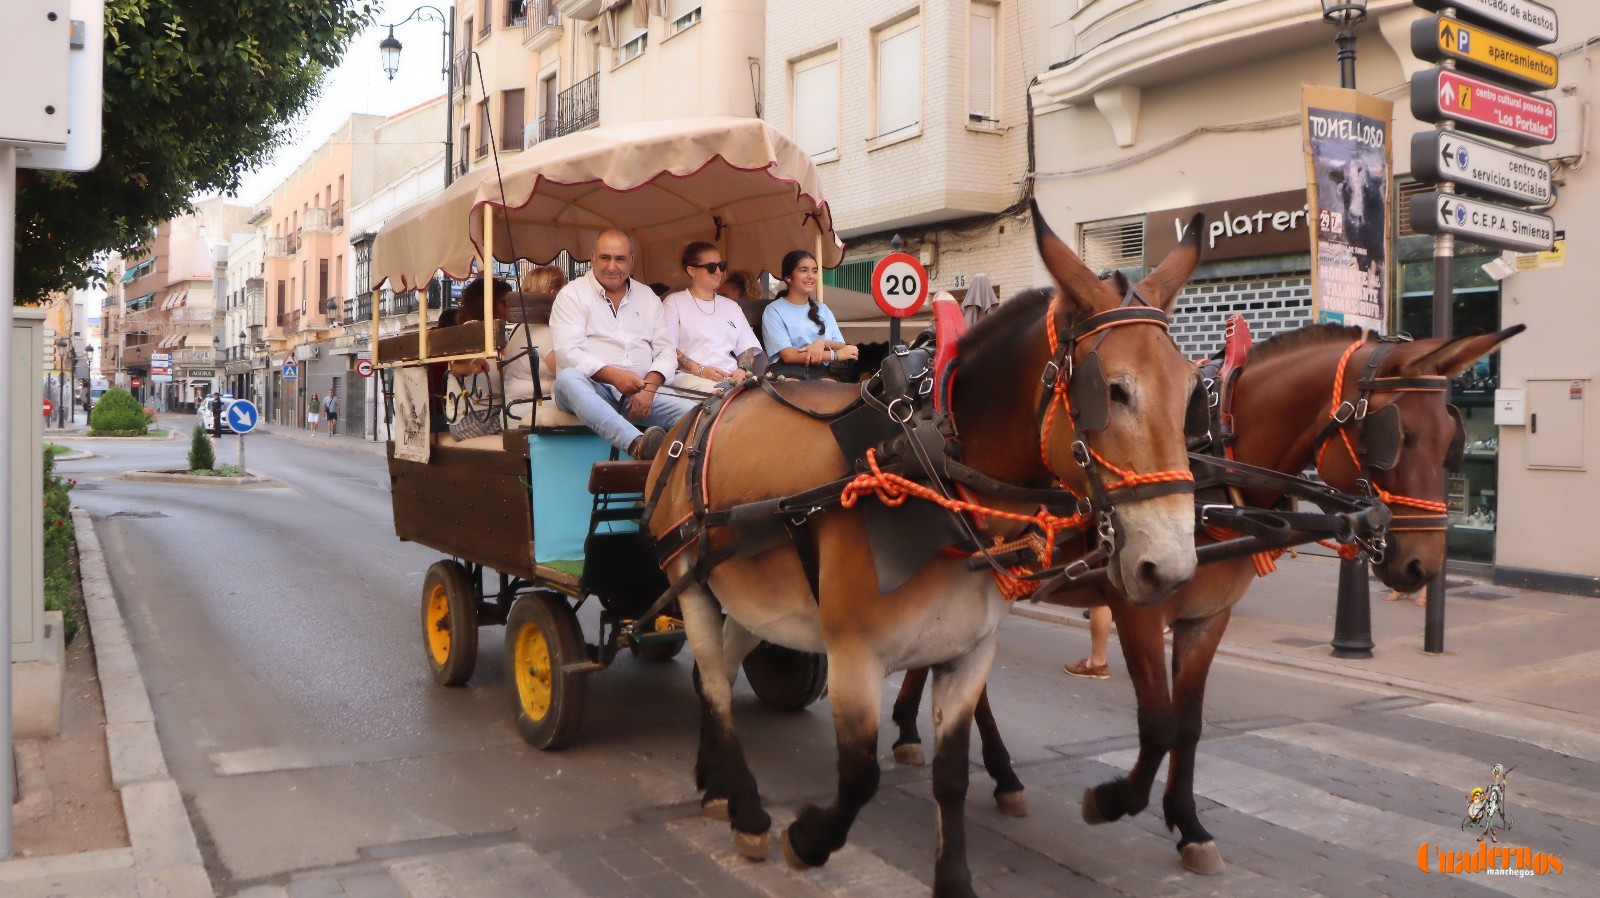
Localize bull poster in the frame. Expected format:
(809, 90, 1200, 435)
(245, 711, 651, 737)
(1303, 86, 1393, 333)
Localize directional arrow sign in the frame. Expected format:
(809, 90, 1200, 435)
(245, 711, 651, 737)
(1411, 67, 1556, 147)
(1411, 191, 1555, 253)
(224, 399, 259, 434)
(1411, 131, 1551, 206)
(1412, 15, 1557, 90)
(1413, 0, 1557, 47)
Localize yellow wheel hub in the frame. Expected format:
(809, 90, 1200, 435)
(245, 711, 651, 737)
(426, 584, 452, 667)
(514, 622, 553, 721)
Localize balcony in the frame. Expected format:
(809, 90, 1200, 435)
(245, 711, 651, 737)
(302, 207, 331, 233)
(502, 127, 525, 151)
(522, 0, 562, 50)
(476, 139, 489, 160)
(479, 16, 492, 38)
(348, 295, 373, 322)
(556, 73, 599, 138)
(330, 200, 344, 227)
(265, 237, 290, 258)
(556, 0, 603, 21)
(172, 348, 213, 365)
(169, 305, 211, 324)
(451, 49, 473, 91)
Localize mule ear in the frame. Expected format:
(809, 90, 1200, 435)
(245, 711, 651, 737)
(1401, 324, 1527, 378)
(1134, 213, 1205, 314)
(1032, 199, 1111, 313)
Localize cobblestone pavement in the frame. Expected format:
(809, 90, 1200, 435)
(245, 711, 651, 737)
(217, 694, 1594, 898)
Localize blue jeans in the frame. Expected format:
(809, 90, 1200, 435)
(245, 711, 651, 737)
(553, 368, 697, 453)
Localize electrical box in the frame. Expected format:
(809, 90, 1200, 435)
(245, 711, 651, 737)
(1494, 388, 1526, 426)
(11, 309, 47, 663)
(21, 0, 104, 172)
(0, 0, 71, 148)
(1525, 378, 1588, 470)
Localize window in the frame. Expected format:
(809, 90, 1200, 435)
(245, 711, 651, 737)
(354, 240, 372, 298)
(507, 0, 526, 27)
(874, 16, 921, 140)
(792, 50, 839, 159)
(476, 99, 491, 158)
(669, 0, 701, 35)
(503, 88, 526, 150)
(617, 5, 647, 65)
(319, 259, 330, 304)
(968, 2, 998, 126)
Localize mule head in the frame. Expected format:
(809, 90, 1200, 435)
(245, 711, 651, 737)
(1032, 202, 1205, 605)
(1324, 326, 1525, 592)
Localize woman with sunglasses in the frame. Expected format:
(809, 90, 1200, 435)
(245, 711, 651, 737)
(661, 242, 762, 390)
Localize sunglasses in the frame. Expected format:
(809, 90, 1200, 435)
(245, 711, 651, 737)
(690, 261, 727, 273)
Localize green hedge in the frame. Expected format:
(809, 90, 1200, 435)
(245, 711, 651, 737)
(189, 424, 215, 472)
(43, 451, 79, 644)
(89, 386, 148, 435)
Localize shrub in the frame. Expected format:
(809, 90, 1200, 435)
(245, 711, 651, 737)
(89, 387, 148, 435)
(189, 424, 216, 472)
(42, 450, 79, 644)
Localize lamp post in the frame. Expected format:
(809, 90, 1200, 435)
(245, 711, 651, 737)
(1321, 0, 1375, 659)
(1320, 0, 1368, 90)
(53, 338, 69, 428)
(379, 6, 456, 187)
(82, 345, 94, 422)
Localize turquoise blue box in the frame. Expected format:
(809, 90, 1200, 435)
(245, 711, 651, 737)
(529, 431, 611, 564)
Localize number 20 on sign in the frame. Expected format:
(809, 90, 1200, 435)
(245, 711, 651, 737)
(871, 252, 929, 318)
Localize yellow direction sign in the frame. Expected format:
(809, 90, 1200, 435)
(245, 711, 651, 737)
(1412, 15, 1557, 91)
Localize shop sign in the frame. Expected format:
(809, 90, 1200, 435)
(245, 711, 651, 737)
(1411, 15, 1557, 90)
(1411, 191, 1555, 253)
(1411, 68, 1556, 146)
(186, 368, 217, 378)
(1411, 131, 1551, 206)
(1413, 0, 1557, 46)
(1513, 230, 1565, 270)
(1142, 190, 1311, 264)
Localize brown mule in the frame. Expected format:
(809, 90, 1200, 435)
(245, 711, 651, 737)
(890, 323, 1525, 876)
(645, 207, 1207, 898)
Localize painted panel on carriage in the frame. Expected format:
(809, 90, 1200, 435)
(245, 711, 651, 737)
(1303, 86, 1393, 333)
(529, 430, 614, 564)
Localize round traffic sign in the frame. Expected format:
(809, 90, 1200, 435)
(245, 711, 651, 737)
(870, 252, 929, 318)
(42, 398, 53, 417)
(355, 359, 375, 378)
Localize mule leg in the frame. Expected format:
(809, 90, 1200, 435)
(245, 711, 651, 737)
(926, 635, 1000, 898)
(1164, 609, 1231, 876)
(890, 667, 930, 766)
(680, 585, 772, 858)
(974, 687, 1028, 816)
(1083, 602, 1174, 825)
(700, 618, 765, 822)
(782, 650, 882, 872)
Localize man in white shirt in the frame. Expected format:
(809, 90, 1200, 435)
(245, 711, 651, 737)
(550, 228, 696, 459)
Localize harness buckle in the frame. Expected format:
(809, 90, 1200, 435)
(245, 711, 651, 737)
(1355, 477, 1374, 498)
(892, 344, 911, 357)
(1041, 360, 1061, 387)
(1063, 557, 1094, 580)
(1076, 495, 1095, 518)
(918, 375, 935, 397)
(1071, 440, 1093, 469)
(667, 440, 685, 459)
(1354, 397, 1369, 420)
(1198, 504, 1228, 527)
(1333, 401, 1357, 423)
(885, 397, 915, 424)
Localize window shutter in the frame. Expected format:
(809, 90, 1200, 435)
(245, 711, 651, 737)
(1396, 178, 1430, 238)
(793, 56, 839, 157)
(876, 23, 920, 137)
(1080, 218, 1145, 272)
(969, 5, 996, 123)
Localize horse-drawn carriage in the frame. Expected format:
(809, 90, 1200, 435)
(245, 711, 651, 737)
(369, 118, 842, 749)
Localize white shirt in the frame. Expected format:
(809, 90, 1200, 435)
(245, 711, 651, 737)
(661, 289, 761, 372)
(550, 272, 676, 382)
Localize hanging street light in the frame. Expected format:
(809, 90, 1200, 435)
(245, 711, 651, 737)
(376, 6, 456, 186)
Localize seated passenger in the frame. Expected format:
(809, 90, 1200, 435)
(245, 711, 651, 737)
(549, 228, 695, 460)
(447, 277, 515, 440)
(717, 268, 755, 301)
(661, 242, 761, 391)
(761, 249, 859, 380)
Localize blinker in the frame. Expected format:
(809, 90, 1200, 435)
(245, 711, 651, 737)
(1068, 351, 1109, 432)
(1361, 403, 1402, 471)
(1445, 404, 1466, 472)
(1185, 382, 1212, 444)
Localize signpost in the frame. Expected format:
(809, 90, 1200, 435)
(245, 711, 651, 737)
(282, 357, 299, 381)
(870, 250, 929, 346)
(1408, 0, 1559, 655)
(355, 358, 375, 378)
(224, 398, 258, 474)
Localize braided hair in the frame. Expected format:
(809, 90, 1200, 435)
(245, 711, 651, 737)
(777, 249, 825, 335)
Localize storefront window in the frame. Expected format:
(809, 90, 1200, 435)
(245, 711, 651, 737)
(1396, 239, 1501, 564)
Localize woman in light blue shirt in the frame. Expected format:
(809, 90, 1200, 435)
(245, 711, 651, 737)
(761, 250, 859, 379)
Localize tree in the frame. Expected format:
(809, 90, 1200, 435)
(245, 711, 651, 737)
(14, 0, 371, 302)
(189, 423, 215, 472)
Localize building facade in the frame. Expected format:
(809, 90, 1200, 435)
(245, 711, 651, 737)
(764, 0, 1038, 305)
(1030, 0, 1599, 594)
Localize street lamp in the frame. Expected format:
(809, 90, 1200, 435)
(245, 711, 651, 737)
(82, 345, 94, 420)
(53, 338, 70, 428)
(378, 6, 456, 187)
(1320, 0, 1368, 90)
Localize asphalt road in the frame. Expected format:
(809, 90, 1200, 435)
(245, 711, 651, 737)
(58, 429, 1599, 897)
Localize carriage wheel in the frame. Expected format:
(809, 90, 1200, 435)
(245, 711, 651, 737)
(421, 561, 478, 687)
(506, 592, 588, 750)
(742, 642, 828, 712)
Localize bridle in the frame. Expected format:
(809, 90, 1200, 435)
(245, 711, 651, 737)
(1036, 285, 1197, 571)
(1312, 337, 1463, 561)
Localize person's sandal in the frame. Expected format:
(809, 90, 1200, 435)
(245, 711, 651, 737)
(629, 426, 667, 461)
(1063, 659, 1109, 680)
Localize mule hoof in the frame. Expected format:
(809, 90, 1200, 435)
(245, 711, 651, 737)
(1179, 841, 1226, 876)
(702, 798, 730, 822)
(893, 742, 926, 766)
(1081, 788, 1108, 825)
(781, 826, 814, 870)
(995, 790, 1031, 817)
(733, 828, 772, 862)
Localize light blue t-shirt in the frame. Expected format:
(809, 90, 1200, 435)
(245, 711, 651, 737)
(762, 298, 844, 356)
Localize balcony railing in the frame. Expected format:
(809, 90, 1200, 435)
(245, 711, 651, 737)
(478, 16, 492, 38)
(172, 348, 214, 365)
(556, 73, 599, 137)
(348, 295, 373, 322)
(170, 306, 211, 324)
(303, 207, 331, 232)
(330, 200, 344, 227)
(476, 140, 489, 159)
(522, 0, 561, 46)
(286, 230, 302, 255)
(451, 49, 472, 91)
(503, 127, 524, 151)
(265, 237, 290, 258)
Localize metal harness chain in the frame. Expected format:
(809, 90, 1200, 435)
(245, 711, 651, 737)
(1315, 340, 1448, 537)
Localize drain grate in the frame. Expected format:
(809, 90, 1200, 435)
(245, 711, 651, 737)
(1274, 636, 1325, 648)
(104, 510, 168, 519)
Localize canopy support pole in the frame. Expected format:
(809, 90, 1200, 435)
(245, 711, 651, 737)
(482, 203, 496, 355)
(814, 231, 825, 303)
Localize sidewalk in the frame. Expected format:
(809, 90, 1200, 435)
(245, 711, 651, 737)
(247, 418, 386, 458)
(1014, 552, 1600, 724)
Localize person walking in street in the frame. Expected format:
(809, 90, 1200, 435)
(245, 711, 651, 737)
(323, 390, 340, 436)
(1064, 606, 1113, 680)
(307, 391, 322, 435)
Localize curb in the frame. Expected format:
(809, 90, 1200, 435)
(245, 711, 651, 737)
(55, 449, 94, 461)
(123, 470, 270, 486)
(57, 431, 178, 442)
(65, 504, 212, 897)
(253, 426, 386, 458)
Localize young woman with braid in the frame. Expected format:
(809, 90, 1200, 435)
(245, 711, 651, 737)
(760, 249, 858, 380)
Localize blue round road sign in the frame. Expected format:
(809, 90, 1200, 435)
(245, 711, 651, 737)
(225, 399, 260, 434)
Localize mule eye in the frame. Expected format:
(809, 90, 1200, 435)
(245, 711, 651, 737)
(1108, 382, 1131, 405)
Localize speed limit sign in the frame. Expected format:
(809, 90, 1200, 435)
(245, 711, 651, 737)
(871, 252, 929, 318)
(355, 359, 375, 378)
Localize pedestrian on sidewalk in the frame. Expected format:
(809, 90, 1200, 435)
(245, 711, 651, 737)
(307, 391, 322, 435)
(1064, 606, 1113, 680)
(323, 391, 340, 436)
